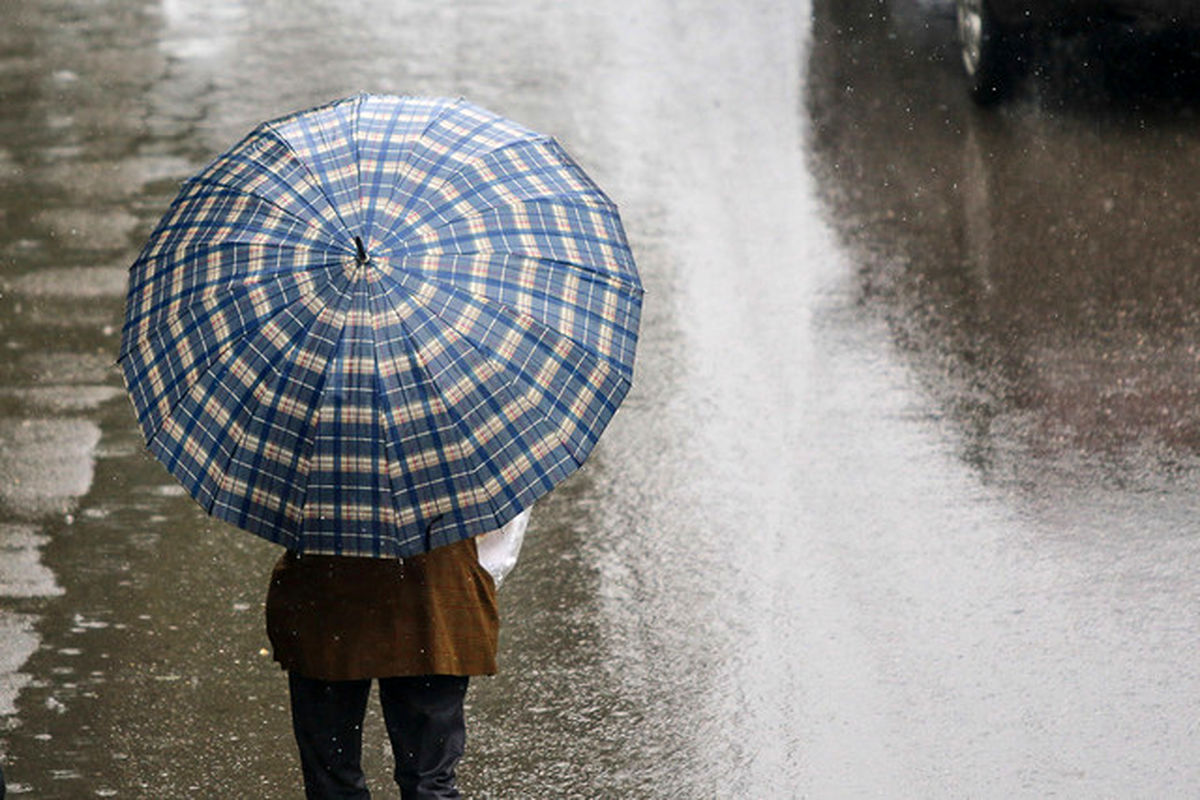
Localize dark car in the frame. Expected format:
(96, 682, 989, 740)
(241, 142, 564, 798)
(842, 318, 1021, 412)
(956, 0, 1200, 102)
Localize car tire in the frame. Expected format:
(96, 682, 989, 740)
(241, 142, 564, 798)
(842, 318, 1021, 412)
(956, 0, 1025, 104)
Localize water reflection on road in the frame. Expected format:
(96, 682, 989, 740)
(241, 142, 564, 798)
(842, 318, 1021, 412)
(808, 0, 1200, 794)
(811, 0, 1200, 482)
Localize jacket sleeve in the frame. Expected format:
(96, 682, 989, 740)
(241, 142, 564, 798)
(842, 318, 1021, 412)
(475, 509, 530, 588)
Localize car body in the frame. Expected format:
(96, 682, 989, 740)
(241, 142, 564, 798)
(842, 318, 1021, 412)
(956, 0, 1200, 103)
(988, 0, 1200, 29)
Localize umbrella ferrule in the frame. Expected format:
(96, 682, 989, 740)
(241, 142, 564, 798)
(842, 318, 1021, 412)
(354, 235, 368, 265)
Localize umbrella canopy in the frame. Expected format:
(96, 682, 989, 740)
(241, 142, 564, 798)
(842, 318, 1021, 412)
(119, 94, 641, 558)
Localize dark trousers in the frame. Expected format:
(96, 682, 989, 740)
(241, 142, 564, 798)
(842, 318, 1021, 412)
(287, 672, 469, 800)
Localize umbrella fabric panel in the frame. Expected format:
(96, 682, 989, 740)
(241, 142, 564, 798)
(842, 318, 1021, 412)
(406, 198, 634, 284)
(355, 95, 462, 245)
(123, 262, 338, 444)
(291, 279, 399, 555)
(268, 98, 366, 237)
(120, 177, 350, 371)
(123, 237, 341, 367)
(366, 281, 582, 554)
(126, 183, 344, 298)
(400, 198, 640, 376)
(378, 277, 589, 481)
(186, 126, 355, 246)
(148, 268, 353, 547)
(349, 98, 538, 250)
(368, 285, 498, 554)
(139, 181, 342, 258)
(392, 136, 618, 245)
(394, 252, 640, 378)
(381, 266, 630, 462)
(123, 242, 340, 359)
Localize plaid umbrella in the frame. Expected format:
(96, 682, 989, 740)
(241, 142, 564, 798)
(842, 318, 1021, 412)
(119, 94, 641, 558)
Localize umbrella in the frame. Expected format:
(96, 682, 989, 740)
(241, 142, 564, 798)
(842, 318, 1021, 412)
(119, 94, 641, 558)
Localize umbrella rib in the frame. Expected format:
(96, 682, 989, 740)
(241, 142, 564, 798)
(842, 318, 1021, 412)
(407, 134, 618, 223)
(134, 263, 343, 445)
(124, 243, 344, 330)
(422, 186, 618, 235)
(131, 239, 337, 284)
(145, 315, 283, 514)
(301, 98, 364, 234)
(365, 301, 456, 551)
(122, 254, 346, 368)
(208, 267, 358, 535)
(399, 199, 638, 290)
(394, 265, 638, 376)
(422, 305, 590, 502)
(129, 215, 340, 296)
(385, 273, 627, 467)
(285, 270, 371, 541)
(367, 329, 415, 550)
(194, 368, 262, 517)
(360, 94, 445, 244)
(403, 134, 545, 220)
(178, 174, 350, 249)
(406, 243, 640, 298)
(204, 334, 322, 533)
(381, 102, 515, 250)
(350, 94, 367, 233)
(390, 253, 641, 364)
(414, 189, 620, 243)
(374, 287, 519, 534)
(395, 283, 635, 469)
(262, 120, 361, 241)
(375, 98, 463, 232)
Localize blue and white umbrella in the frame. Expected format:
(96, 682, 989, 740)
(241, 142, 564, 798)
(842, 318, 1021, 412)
(119, 94, 641, 558)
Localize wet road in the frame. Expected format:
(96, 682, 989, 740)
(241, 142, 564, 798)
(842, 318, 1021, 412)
(2, 0, 1200, 796)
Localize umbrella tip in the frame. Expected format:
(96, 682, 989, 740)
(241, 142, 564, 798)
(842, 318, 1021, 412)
(354, 236, 368, 265)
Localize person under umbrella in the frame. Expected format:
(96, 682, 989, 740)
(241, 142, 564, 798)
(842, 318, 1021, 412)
(267, 509, 528, 798)
(119, 94, 641, 798)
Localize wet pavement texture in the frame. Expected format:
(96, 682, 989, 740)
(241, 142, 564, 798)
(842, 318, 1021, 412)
(2, 0, 1200, 796)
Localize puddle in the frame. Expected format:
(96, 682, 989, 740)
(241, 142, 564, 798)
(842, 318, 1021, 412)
(0, 386, 123, 414)
(29, 209, 139, 252)
(3, 267, 127, 299)
(0, 418, 100, 517)
(0, 613, 39, 717)
(0, 524, 62, 599)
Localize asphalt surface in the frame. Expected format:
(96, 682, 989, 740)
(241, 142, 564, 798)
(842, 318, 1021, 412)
(1, 0, 1199, 796)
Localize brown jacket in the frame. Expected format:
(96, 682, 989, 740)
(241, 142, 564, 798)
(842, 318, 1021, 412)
(265, 537, 499, 681)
